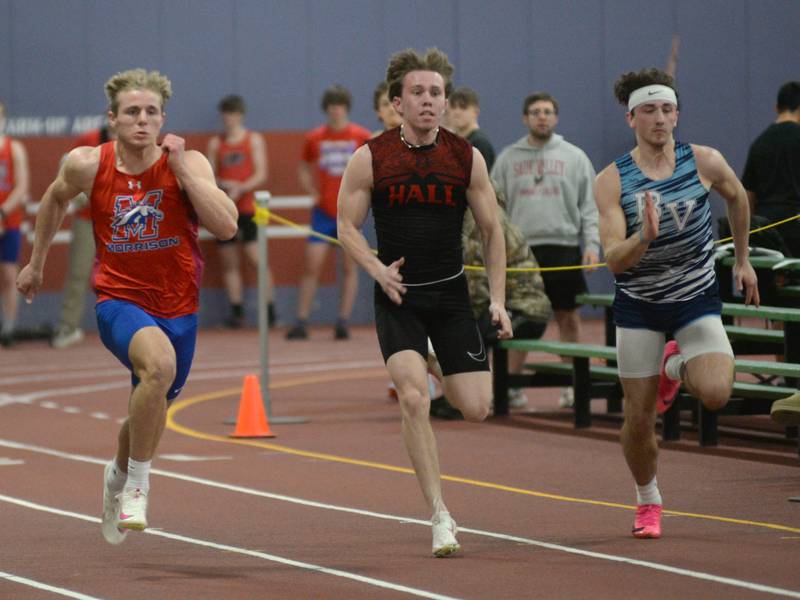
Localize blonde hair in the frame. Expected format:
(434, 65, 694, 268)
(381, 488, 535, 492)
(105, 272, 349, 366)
(105, 68, 172, 114)
(386, 48, 454, 101)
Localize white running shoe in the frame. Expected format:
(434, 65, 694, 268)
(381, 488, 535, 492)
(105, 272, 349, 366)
(431, 511, 460, 557)
(102, 463, 128, 545)
(508, 388, 528, 409)
(51, 327, 84, 349)
(558, 387, 575, 408)
(118, 487, 148, 531)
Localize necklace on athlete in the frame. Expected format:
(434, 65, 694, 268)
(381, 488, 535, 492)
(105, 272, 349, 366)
(400, 124, 439, 149)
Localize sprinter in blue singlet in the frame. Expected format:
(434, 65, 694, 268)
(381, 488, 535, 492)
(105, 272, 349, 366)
(594, 68, 759, 540)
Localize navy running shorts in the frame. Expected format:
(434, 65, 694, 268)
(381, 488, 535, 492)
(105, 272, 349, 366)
(612, 282, 723, 334)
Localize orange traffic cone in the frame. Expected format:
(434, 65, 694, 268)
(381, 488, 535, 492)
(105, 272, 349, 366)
(230, 374, 275, 438)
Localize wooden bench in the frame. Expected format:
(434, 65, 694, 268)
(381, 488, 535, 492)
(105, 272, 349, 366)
(493, 338, 800, 448)
(576, 292, 800, 370)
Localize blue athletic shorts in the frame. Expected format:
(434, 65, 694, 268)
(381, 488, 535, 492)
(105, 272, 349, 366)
(0, 229, 21, 263)
(309, 207, 338, 244)
(612, 283, 723, 334)
(95, 299, 198, 401)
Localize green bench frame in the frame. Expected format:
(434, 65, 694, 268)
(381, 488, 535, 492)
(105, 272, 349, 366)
(493, 338, 800, 448)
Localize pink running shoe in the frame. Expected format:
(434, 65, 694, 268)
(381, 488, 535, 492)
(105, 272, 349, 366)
(632, 504, 662, 539)
(656, 340, 681, 414)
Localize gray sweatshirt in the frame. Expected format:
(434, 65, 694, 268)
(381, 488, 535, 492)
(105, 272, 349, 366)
(491, 133, 599, 255)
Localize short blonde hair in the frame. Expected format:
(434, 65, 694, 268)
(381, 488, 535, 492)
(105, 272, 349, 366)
(386, 48, 454, 102)
(105, 68, 172, 114)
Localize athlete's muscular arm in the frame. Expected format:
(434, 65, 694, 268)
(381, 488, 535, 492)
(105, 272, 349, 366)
(693, 144, 760, 306)
(337, 145, 407, 305)
(467, 149, 512, 339)
(0, 141, 30, 234)
(16, 146, 98, 302)
(594, 163, 658, 274)
(163, 134, 237, 241)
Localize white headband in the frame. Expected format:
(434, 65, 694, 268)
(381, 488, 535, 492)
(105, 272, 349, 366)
(627, 84, 677, 112)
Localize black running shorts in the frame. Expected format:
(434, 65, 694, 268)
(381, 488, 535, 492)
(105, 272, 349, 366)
(218, 213, 257, 245)
(374, 274, 489, 376)
(530, 245, 587, 311)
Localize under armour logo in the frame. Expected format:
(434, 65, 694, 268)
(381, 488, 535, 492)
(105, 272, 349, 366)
(128, 180, 142, 190)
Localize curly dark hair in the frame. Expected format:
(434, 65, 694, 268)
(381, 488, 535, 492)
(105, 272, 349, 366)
(613, 68, 677, 112)
(386, 47, 454, 102)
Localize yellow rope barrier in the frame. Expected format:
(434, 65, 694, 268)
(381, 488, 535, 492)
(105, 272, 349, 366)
(253, 207, 800, 274)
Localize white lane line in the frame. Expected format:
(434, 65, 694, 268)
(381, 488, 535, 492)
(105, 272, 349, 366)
(0, 494, 459, 600)
(90, 412, 110, 420)
(0, 458, 25, 466)
(0, 359, 383, 386)
(159, 454, 232, 462)
(40, 401, 60, 409)
(0, 570, 103, 600)
(0, 360, 385, 407)
(63, 407, 81, 414)
(0, 438, 797, 598)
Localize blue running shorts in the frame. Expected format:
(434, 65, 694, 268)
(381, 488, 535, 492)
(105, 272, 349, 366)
(96, 299, 198, 402)
(0, 229, 21, 263)
(309, 207, 338, 244)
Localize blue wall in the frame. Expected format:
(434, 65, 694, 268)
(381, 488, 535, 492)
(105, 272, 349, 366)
(4, 0, 798, 166)
(3, 0, 799, 327)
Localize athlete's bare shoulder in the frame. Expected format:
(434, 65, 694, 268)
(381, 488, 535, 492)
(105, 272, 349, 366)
(595, 160, 621, 187)
(690, 143, 730, 183)
(62, 145, 102, 193)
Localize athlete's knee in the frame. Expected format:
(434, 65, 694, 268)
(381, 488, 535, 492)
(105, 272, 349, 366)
(623, 404, 656, 438)
(398, 387, 429, 421)
(698, 379, 732, 411)
(461, 397, 490, 423)
(138, 352, 177, 390)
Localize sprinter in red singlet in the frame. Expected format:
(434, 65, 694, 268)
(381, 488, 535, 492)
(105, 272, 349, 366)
(206, 95, 272, 328)
(337, 48, 512, 557)
(0, 100, 30, 347)
(17, 69, 237, 545)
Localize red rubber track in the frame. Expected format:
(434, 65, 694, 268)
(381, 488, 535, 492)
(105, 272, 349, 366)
(0, 321, 798, 600)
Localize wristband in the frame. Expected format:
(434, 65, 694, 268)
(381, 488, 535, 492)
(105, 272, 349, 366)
(637, 228, 646, 244)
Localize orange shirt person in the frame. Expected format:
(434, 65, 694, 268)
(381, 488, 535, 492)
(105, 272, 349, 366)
(206, 95, 271, 328)
(0, 100, 30, 347)
(285, 85, 371, 341)
(17, 68, 237, 544)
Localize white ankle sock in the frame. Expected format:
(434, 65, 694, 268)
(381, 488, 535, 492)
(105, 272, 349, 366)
(106, 459, 127, 493)
(665, 354, 684, 381)
(635, 477, 662, 505)
(125, 458, 151, 492)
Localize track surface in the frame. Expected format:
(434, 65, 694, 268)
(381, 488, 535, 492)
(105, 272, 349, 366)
(1, 322, 798, 599)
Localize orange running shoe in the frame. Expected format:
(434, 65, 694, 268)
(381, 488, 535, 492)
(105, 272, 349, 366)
(656, 340, 681, 414)
(632, 503, 662, 539)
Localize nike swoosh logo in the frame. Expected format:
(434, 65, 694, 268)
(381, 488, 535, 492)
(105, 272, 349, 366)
(647, 90, 659, 95)
(119, 512, 134, 520)
(467, 325, 486, 362)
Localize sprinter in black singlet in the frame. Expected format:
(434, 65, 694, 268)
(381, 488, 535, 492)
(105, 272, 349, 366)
(337, 48, 511, 558)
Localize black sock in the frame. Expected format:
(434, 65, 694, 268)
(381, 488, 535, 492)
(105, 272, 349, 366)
(231, 304, 244, 318)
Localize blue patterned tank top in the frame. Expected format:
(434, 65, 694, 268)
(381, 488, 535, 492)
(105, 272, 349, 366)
(614, 142, 715, 303)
